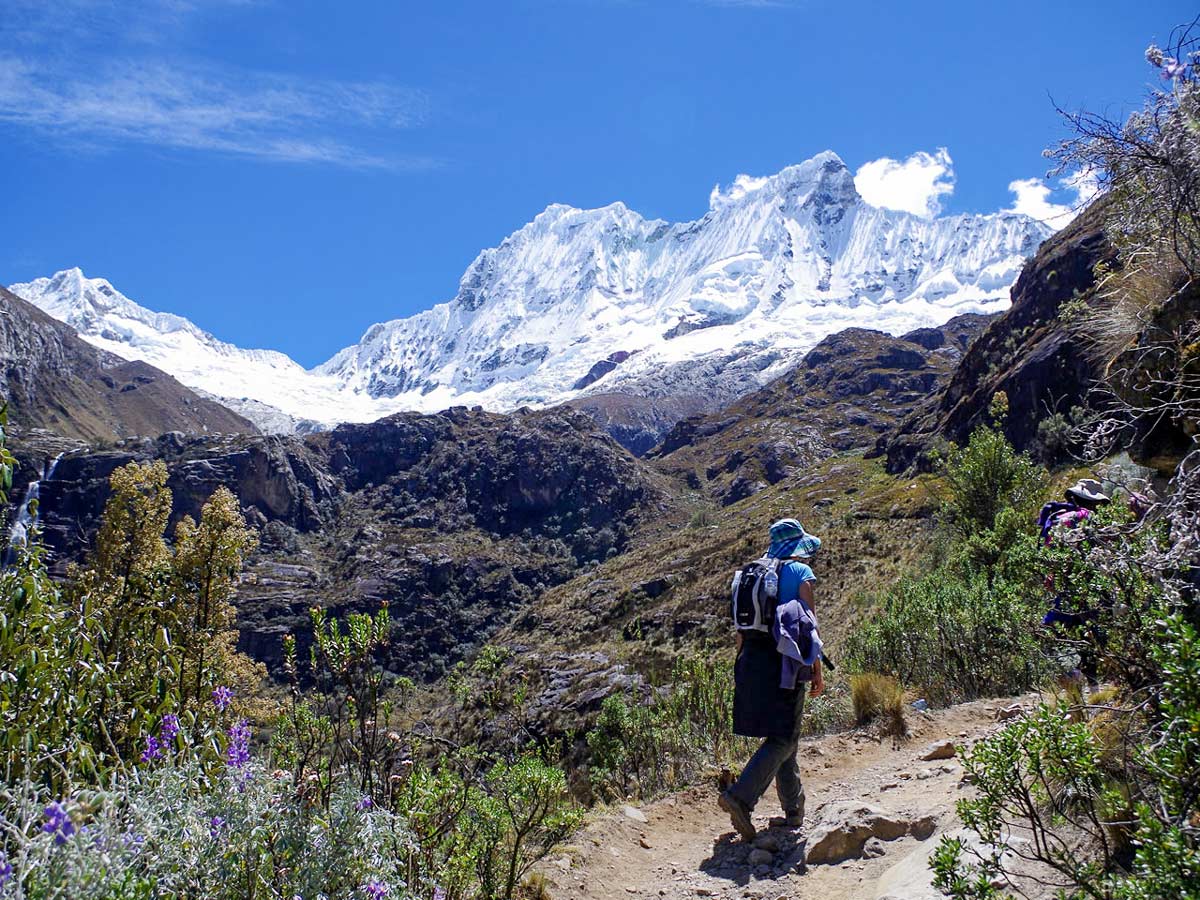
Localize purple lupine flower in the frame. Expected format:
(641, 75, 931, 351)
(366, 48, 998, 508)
(1146, 44, 1164, 66)
(159, 713, 180, 742)
(356, 795, 373, 811)
(226, 719, 251, 770)
(212, 686, 234, 711)
(0, 852, 12, 887)
(208, 816, 226, 839)
(42, 801, 75, 845)
(140, 734, 163, 764)
(433, 888, 446, 900)
(363, 879, 389, 900)
(122, 830, 145, 852)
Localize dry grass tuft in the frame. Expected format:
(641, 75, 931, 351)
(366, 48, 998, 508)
(522, 872, 554, 900)
(849, 672, 907, 737)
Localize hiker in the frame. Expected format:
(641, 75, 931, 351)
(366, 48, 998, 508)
(719, 518, 824, 842)
(1039, 478, 1112, 685)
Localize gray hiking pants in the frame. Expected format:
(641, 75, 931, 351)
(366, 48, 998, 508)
(729, 688, 806, 815)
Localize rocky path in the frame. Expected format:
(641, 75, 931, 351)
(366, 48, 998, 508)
(541, 697, 1039, 900)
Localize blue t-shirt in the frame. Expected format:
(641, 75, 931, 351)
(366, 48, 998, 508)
(775, 559, 816, 604)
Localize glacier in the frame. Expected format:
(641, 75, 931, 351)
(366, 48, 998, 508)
(7, 151, 1052, 434)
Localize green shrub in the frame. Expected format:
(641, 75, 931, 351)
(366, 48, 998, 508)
(586, 652, 738, 800)
(844, 568, 1049, 705)
(0, 756, 417, 900)
(941, 423, 1047, 539)
(0, 462, 261, 789)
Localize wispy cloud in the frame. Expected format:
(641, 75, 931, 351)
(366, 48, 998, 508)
(0, 0, 435, 170)
(854, 148, 956, 219)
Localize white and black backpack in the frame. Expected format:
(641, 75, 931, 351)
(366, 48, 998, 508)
(730, 556, 782, 632)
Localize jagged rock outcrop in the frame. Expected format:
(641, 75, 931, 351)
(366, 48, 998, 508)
(20, 406, 662, 681)
(647, 315, 990, 503)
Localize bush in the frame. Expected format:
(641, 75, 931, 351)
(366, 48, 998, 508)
(0, 462, 261, 789)
(844, 568, 1050, 706)
(0, 756, 418, 900)
(933, 607, 1200, 900)
(586, 652, 755, 801)
(941, 422, 1047, 540)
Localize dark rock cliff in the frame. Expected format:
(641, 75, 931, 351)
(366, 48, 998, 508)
(885, 205, 1116, 472)
(21, 406, 664, 681)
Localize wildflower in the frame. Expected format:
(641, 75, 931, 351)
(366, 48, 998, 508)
(140, 734, 163, 764)
(356, 795, 373, 811)
(212, 685, 234, 711)
(1146, 44, 1164, 66)
(42, 801, 76, 845)
(208, 816, 226, 839)
(363, 879, 389, 900)
(122, 830, 145, 852)
(160, 713, 180, 742)
(433, 888, 446, 900)
(226, 719, 251, 770)
(0, 852, 12, 886)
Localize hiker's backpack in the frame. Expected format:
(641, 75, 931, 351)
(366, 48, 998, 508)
(1038, 501, 1092, 546)
(730, 556, 782, 632)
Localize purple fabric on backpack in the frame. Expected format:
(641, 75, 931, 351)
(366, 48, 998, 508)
(1038, 500, 1091, 545)
(772, 599, 820, 690)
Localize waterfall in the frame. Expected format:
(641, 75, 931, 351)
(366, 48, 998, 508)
(5, 452, 64, 564)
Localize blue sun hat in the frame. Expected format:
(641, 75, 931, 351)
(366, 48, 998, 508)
(767, 518, 821, 559)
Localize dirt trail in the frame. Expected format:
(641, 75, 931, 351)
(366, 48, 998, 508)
(542, 697, 1038, 900)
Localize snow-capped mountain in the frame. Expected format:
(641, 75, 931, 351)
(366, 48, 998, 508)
(5, 267, 375, 430)
(317, 152, 1050, 409)
(8, 152, 1052, 434)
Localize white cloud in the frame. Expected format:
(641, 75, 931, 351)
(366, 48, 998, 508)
(853, 148, 955, 219)
(709, 173, 772, 209)
(1005, 170, 1101, 229)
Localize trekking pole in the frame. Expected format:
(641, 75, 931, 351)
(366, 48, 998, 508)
(820, 652, 836, 671)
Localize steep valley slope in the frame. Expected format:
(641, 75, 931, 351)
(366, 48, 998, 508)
(0, 285, 255, 444)
(18, 406, 673, 681)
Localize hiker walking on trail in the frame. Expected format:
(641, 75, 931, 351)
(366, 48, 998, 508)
(720, 518, 825, 842)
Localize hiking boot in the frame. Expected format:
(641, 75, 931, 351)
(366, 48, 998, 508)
(718, 790, 756, 841)
(768, 809, 804, 829)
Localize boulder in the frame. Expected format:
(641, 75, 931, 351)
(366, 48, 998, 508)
(919, 740, 957, 761)
(804, 802, 911, 865)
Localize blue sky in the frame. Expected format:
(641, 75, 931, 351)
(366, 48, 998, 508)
(0, 0, 1191, 366)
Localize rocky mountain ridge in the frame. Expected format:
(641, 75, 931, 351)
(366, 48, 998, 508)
(0, 285, 255, 443)
(8, 152, 1051, 442)
(646, 314, 991, 504)
(17, 405, 668, 680)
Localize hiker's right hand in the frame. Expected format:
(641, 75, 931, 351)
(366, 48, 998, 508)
(811, 673, 825, 697)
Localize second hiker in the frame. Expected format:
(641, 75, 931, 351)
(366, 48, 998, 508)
(719, 517, 825, 841)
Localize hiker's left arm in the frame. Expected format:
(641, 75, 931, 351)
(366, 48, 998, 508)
(798, 580, 814, 609)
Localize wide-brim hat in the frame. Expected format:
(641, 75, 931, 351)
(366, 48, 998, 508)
(768, 518, 822, 558)
(1066, 478, 1110, 506)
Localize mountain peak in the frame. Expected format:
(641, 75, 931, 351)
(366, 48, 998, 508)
(11, 153, 1054, 441)
(708, 151, 858, 211)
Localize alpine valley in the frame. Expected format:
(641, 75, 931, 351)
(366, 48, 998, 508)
(8, 152, 1050, 448)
